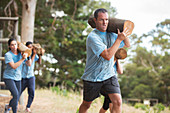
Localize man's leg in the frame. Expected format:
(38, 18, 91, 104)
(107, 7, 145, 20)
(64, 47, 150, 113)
(99, 108, 107, 113)
(101, 76, 122, 113)
(109, 103, 113, 112)
(79, 100, 92, 113)
(79, 80, 102, 113)
(99, 99, 113, 113)
(99, 96, 111, 113)
(108, 93, 122, 113)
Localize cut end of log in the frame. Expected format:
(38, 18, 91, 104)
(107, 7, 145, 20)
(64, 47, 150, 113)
(24, 49, 32, 57)
(124, 20, 135, 36)
(115, 48, 127, 60)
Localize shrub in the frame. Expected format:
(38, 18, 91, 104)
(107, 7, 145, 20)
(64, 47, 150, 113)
(134, 103, 150, 113)
(51, 86, 68, 96)
(153, 103, 165, 113)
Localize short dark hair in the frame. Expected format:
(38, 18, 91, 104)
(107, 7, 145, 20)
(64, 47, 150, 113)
(26, 41, 33, 46)
(8, 38, 16, 50)
(94, 8, 108, 19)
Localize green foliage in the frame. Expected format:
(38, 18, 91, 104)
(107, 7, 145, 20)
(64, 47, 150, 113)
(134, 103, 150, 111)
(76, 108, 79, 113)
(120, 19, 170, 104)
(129, 84, 151, 99)
(51, 86, 68, 96)
(153, 103, 165, 113)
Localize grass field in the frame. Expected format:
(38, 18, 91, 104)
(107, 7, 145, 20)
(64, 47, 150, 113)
(0, 89, 170, 113)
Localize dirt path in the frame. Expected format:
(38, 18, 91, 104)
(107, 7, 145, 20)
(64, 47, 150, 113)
(18, 89, 145, 113)
(1, 89, 170, 113)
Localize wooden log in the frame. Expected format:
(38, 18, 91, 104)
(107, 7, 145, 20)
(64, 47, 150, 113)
(88, 16, 134, 36)
(0, 57, 5, 61)
(17, 42, 32, 57)
(115, 48, 127, 60)
(0, 38, 9, 43)
(32, 43, 45, 56)
(0, 17, 18, 21)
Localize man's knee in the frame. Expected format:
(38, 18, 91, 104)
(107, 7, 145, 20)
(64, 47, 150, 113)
(112, 99, 122, 107)
(109, 94, 122, 107)
(81, 101, 92, 109)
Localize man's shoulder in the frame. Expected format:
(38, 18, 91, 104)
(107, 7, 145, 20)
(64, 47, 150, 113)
(88, 29, 99, 36)
(107, 32, 117, 37)
(87, 30, 99, 40)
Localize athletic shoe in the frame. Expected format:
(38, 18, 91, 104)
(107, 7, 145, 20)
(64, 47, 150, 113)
(4, 104, 11, 113)
(26, 108, 32, 112)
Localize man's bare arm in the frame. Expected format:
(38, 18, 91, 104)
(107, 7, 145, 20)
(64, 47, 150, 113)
(100, 28, 130, 60)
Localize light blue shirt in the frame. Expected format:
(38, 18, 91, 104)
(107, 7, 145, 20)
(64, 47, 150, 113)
(3, 51, 23, 81)
(22, 54, 39, 78)
(114, 62, 118, 77)
(81, 29, 124, 82)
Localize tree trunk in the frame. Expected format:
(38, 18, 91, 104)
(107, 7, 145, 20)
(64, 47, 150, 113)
(19, 0, 37, 106)
(20, 0, 37, 43)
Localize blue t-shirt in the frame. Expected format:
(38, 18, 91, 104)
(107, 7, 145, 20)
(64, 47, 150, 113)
(114, 62, 117, 77)
(22, 54, 39, 78)
(3, 51, 23, 81)
(81, 29, 124, 82)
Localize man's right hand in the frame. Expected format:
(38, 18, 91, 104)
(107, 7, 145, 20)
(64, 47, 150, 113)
(117, 27, 130, 41)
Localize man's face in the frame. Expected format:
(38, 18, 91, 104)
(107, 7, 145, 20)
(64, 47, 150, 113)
(94, 12, 109, 32)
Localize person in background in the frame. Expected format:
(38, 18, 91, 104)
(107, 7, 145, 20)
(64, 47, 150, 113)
(99, 59, 123, 113)
(78, 8, 130, 113)
(3, 38, 31, 113)
(20, 41, 41, 112)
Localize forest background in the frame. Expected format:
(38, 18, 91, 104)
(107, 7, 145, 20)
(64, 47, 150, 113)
(0, 0, 169, 106)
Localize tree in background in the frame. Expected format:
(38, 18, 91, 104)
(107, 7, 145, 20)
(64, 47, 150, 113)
(120, 19, 170, 104)
(0, 0, 37, 42)
(20, 0, 37, 42)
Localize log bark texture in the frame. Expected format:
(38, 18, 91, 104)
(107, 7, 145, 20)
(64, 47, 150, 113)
(17, 42, 32, 57)
(88, 16, 134, 36)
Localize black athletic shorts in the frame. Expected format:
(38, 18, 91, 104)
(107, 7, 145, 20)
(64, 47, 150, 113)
(83, 76, 121, 102)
